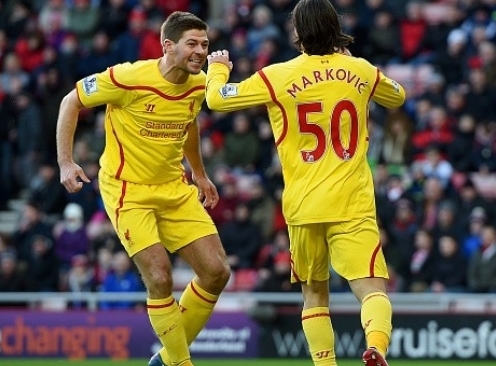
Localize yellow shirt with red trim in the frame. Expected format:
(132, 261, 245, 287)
(206, 53, 406, 225)
(76, 59, 205, 184)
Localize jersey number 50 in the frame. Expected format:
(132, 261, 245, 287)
(297, 100, 359, 163)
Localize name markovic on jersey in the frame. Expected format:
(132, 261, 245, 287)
(287, 68, 367, 98)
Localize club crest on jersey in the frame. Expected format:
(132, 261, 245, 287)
(83, 75, 98, 95)
(219, 84, 238, 98)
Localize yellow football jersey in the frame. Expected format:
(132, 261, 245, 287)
(206, 53, 405, 225)
(76, 59, 205, 184)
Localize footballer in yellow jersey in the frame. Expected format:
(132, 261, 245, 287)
(76, 60, 206, 185)
(207, 53, 405, 225)
(56, 11, 230, 366)
(206, 1, 405, 365)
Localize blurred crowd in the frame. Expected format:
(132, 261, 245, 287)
(1, 0, 496, 310)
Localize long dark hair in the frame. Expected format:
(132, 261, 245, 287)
(160, 11, 208, 43)
(291, 0, 354, 55)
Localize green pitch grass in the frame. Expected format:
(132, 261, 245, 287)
(0, 359, 494, 366)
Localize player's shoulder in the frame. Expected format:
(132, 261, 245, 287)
(345, 56, 377, 74)
(110, 59, 160, 85)
(188, 70, 206, 85)
(259, 55, 303, 77)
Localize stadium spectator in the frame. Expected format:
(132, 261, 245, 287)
(387, 198, 418, 268)
(430, 235, 467, 293)
(38, 0, 69, 45)
(53, 203, 90, 269)
(461, 207, 486, 259)
(247, 178, 276, 241)
(448, 114, 476, 172)
(92, 246, 113, 290)
(66, 0, 100, 50)
(430, 200, 463, 250)
(222, 112, 260, 170)
(11, 202, 53, 263)
(12, 91, 44, 189)
(246, 4, 280, 57)
(114, 8, 147, 63)
(467, 225, 496, 293)
(0, 251, 28, 302)
(99, 251, 144, 309)
(379, 107, 414, 166)
(379, 227, 405, 292)
(434, 28, 469, 86)
(139, 14, 164, 60)
(0, 92, 16, 210)
(399, 1, 427, 62)
(471, 121, 496, 173)
(208, 174, 239, 227)
(67, 254, 94, 293)
(411, 106, 454, 160)
(24, 234, 59, 292)
(139, 0, 164, 20)
(254, 229, 298, 293)
(408, 228, 436, 292)
(0, 53, 30, 94)
(97, 0, 130, 40)
(364, 7, 401, 66)
(2, 1, 31, 41)
(219, 202, 263, 271)
(77, 30, 118, 79)
(28, 163, 67, 216)
(14, 29, 45, 73)
(415, 176, 446, 231)
(465, 67, 496, 121)
(36, 66, 73, 162)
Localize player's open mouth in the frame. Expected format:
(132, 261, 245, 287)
(189, 59, 202, 64)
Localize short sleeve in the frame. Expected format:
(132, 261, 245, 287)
(76, 63, 137, 108)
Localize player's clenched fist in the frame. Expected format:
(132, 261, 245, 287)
(207, 49, 233, 70)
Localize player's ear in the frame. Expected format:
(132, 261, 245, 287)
(163, 39, 174, 54)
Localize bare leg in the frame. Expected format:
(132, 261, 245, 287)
(134, 243, 193, 365)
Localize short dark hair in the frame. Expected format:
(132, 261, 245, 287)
(160, 11, 208, 43)
(291, 0, 353, 56)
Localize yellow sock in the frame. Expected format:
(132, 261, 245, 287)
(147, 296, 191, 365)
(301, 307, 336, 366)
(159, 281, 218, 365)
(361, 292, 392, 356)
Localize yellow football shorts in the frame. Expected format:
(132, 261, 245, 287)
(288, 217, 388, 283)
(99, 171, 218, 257)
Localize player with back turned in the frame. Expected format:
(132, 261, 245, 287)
(205, 0, 406, 365)
(56, 11, 231, 366)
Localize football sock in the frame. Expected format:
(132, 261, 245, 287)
(361, 292, 392, 356)
(302, 307, 337, 365)
(147, 296, 192, 365)
(159, 281, 218, 365)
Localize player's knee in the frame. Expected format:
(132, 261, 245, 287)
(216, 261, 231, 286)
(144, 269, 174, 297)
(203, 260, 231, 290)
